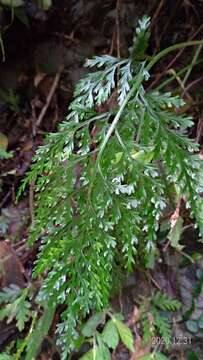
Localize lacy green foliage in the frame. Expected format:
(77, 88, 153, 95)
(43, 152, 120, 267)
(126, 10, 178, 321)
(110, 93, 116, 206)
(0, 149, 13, 159)
(142, 312, 155, 346)
(152, 291, 181, 312)
(142, 291, 181, 348)
(0, 284, 55, 359)
(0, 285, 33, 331)
(152, 309, 171, 344)
(129, 15, 150, 60)
(18, 16, 203, 358)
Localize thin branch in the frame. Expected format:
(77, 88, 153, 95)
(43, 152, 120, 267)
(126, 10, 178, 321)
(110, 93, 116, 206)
(116, 0, 121, 58)
(36, 65, 64, 128)
(183, 44, 203, 86)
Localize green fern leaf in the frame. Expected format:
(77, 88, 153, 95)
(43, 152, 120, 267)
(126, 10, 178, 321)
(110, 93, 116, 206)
(17, 16, 203, 359)
(152, 308, 171, 345)
(152, 292, 181, 312)
(129, 15, 151, 60)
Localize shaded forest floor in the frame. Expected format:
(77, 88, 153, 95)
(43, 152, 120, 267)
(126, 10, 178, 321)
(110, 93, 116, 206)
(1, 0, 203, 358)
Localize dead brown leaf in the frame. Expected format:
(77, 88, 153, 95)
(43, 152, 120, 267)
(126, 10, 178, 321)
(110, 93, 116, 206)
(0, 240, 26, 288)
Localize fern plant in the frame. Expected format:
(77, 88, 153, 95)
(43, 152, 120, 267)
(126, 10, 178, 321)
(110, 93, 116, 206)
(142, 291, 181, 348)
(0, 284, 33, 332)
(18, 16, 203, 358)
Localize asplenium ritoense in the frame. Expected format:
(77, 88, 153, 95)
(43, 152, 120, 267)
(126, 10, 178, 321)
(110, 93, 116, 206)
(20, 16, 203, 358)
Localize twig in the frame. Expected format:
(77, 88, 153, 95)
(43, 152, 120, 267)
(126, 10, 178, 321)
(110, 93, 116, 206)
(53, 32, 80, 45)
(13, 238, 26, 249)
(36, 65, 64, 127)
(182, 75, 203, 97)
(109, 0, 121, 56)
(116, 0, 121, 58)
(183, 44, 203, 86)
(147, 24, 203, 91)
(148, 272, 162, 291)
(109, 26, 116, 55)
(150, 0, 164, 32)
(167, 68, 192, 102)
(158, 0, 180, 45)
(31, 97, 37, 136)
(0, 189, 12, 209)
(196, 117, 203, 143)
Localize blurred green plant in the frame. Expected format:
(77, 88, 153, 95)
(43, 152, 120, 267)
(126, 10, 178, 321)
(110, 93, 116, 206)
(141, 291, 181, 348)
(0, 0, 52, 61)
(12, 15, 203, 359)
(78, 310, 134, 359)
(0, 132, 12, 159)
(0, 88, 20, 112)
(0, 283, 181, 359)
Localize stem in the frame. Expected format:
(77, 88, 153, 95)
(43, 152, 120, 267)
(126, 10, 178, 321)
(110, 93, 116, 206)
(96, 62, 146, 164)
(146, 40, 203, 72)
(183, 44, 203, 86)
(0, 32, 5, 62)
(93, 337, 96, 360)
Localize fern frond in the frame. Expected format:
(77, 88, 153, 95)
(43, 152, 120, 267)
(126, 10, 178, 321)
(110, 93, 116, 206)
(130, 15, 151, 60)
(152, 308, 171, 344)
(152, 292, 181, 312)
(142, 313, 155, 346)
(17, 17, 203, 358)
(0, 287, 32, 331)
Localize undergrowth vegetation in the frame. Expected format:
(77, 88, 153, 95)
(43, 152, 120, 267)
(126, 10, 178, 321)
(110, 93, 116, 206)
(0, 0, 52, 61)
(1, 15, 203, 359)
